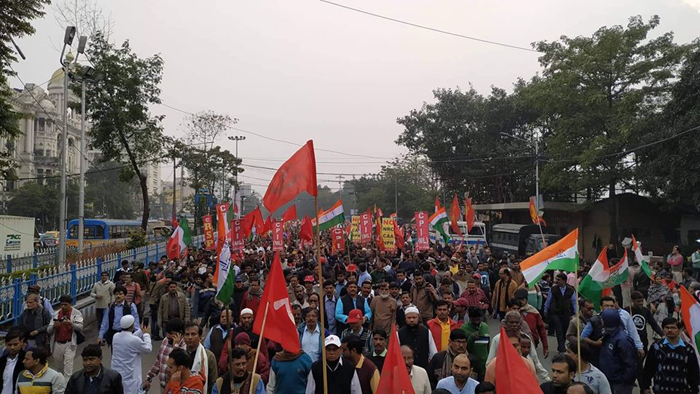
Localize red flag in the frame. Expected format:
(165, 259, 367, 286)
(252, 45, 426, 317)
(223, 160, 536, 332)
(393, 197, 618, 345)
(414, 211, 430, 251)
(299, 216, 313, 243)
(261, 216, 272, 235)
(359, 210, 372, 244)
(529, 197, 547, 227)
(263, 141, 317, 213)
(272, 220, 284, 252)
(253, 253, 301, 354)
(281, 205, 297, 224)
(230, 219, 244, 253)
(376, 325, 415, 394)
(393, 220, 405, 250)
(449, 194, 463, 237)
(434, 196, 441, 213)
(495, 326, 542, 394)
(331, 227, 345, 254)
(202, 215, 215, 250)
(464, 197, 475, 233)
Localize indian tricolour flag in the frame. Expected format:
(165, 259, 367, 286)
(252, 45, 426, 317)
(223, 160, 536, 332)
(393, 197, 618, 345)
(579, 247, 629, 305)
(429, 207, 450, 243)
(166, 218, 191, 260)
(215, 242, 236, 303)
(632, 234, 653, 278)
(316, 199, 345, 232)
(681, 286, 700, 345)
(522, 229, 579, 287)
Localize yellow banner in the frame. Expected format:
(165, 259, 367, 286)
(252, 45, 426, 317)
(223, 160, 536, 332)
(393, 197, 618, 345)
(351, 216, 361, 243)
(381, 218, 396, 251)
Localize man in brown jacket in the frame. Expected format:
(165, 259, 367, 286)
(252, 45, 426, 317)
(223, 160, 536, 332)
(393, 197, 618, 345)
(369, 282, 398, 334)
(158, 281, 190, 328)
(491, 268, 517, 320)
(410, 271, 438, 323)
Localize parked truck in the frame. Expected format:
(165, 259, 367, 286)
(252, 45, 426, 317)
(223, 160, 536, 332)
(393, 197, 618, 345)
(0, 215, 36, 256)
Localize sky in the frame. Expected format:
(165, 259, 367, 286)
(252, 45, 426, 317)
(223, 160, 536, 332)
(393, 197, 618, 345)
(11, 0, 700, 196)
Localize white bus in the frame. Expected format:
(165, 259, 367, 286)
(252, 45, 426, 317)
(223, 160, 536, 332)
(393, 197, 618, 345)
(430, 220, 487, 247)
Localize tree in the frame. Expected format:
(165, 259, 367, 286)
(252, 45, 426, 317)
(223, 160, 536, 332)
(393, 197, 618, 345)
(348, 155, 436, 219)
(0, 1, 51, 180)
(7, 180, 78, 231)
(636, 45, 700, 206)
(396, 87, 537, 204)
(73, 32, 166, 231)
(85, 161, 138, 219)
(530, 15, 687, 243)
(52, 0, 113, 47)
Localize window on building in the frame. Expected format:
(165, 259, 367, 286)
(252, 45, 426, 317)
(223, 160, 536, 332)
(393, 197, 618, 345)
(35, 118, 45, 132)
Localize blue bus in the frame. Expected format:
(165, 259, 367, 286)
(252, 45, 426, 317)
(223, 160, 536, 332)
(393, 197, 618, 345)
(66, 219, 143, 248)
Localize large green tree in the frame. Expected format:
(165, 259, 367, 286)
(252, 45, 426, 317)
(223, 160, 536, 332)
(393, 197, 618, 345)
(73, 32, 166, 231)
(0, 1, 51, 180)
(530, 15, 687, 243)
(636, 45, 700, 206)
(396, 86, 537, 204)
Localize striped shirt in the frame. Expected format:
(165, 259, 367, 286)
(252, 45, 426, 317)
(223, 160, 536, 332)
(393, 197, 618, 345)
(16, 365, 66, 394)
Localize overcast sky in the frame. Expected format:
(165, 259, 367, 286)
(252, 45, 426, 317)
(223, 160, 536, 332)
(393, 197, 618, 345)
(11, 0, 700, 195)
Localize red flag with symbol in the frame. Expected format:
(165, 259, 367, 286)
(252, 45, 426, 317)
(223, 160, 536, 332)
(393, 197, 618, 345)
(359, 210, 372, 244)
(272, 220, 284, 252)
(415, 211, 430, 251)
(253, 253, 301, 353)
(230, 218, 244, 253)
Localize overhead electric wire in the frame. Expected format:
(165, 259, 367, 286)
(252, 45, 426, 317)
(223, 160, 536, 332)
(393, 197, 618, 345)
(318, 0, 539, 53)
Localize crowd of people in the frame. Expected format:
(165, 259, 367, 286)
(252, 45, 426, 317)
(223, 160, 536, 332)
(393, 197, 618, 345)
(2, 227, 700, 394)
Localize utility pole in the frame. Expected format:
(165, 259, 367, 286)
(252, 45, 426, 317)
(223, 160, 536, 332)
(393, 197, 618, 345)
(394, 177, 398, 215)
(172, 157, 177, 223)
(335, 175, 345, 194)
(58, 26, 76, 266)
(76, 35, 88, 254)
(179, 165, 184, 214)
(227, 135, 245, 215)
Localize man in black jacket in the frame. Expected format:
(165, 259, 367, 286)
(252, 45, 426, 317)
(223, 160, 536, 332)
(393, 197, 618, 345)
(427, 329, 468, 389)
(544, 272, 577, 353)
(0, 328, 26, 394)
(398, 307, 437, 370)
(66, 344, 123, 394)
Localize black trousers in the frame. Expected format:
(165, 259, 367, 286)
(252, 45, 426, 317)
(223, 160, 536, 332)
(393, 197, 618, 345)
(550, 313, 571, 353)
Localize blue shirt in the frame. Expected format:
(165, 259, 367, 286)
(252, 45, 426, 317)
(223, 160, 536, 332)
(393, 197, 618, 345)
(324, 296, 337, 334)
(335, 296, 372, 324)
(358, 272, 372, 286)
(436, 376, 479, 394)
(581, 308, 643, 350)
(663, 337, 686, 349)
(301, 324, 322, 363)
(98, 301, 140, 339)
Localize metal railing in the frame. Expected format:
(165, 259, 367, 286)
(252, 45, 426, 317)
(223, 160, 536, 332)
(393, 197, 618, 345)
(0, 234, 204, 326)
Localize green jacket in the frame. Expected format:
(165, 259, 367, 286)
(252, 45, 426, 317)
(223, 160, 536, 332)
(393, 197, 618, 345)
(461, 322, 490, 373)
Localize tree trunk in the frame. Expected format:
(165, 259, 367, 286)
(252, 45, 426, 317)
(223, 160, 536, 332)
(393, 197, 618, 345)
(139, 174, 149, 232)
(609, 181, 618, 249)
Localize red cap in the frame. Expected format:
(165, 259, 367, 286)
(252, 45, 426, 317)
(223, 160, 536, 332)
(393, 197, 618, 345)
(452, 298, 470, 307)
(347, 309, 363, 324)
(304, 275, 315, 283)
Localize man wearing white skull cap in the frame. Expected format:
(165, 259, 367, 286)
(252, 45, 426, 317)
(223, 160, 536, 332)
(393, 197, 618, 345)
(111, 314, 152, 393)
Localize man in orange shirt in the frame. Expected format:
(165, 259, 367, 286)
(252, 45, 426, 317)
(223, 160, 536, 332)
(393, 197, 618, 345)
(164, 349, 205, 394)
(426, 300, 461, 352)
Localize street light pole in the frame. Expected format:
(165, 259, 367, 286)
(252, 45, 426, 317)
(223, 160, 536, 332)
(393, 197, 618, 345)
(76, 36, 87, 254)
(228, 135, 245, 215)
(58, 26, 76, 266)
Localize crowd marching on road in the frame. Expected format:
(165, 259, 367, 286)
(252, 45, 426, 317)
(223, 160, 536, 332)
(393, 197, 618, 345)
(1, 219, 700, 394)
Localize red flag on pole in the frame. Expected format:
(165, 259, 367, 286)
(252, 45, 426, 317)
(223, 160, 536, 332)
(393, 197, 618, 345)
(464, 197, 475, 233)
(393, 220, 405, 250)
(331, 227, 345, 254)
(450, 194, 463, 237)
(434, 196, 441, 213)
(261, 216, 272, 235)
(253, 253, 301, 354)
(230, 219, 244, 253)
(281, 205, 297, 224)
(299, 216, 313, 243)
(415, 211, 430, 251)
(376, 325, 415, 394)
(262, 141, 317, 213)
(495, 326, 542, 393)
(359, 210, 372, 244)
(272, 221, 284, 252)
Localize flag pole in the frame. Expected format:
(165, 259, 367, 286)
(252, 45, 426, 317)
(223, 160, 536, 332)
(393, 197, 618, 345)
(537, 220, 547, 248)
(249, 300, 269, 394)
(315, 196, 328, 394)
(575, 262, 582, 379)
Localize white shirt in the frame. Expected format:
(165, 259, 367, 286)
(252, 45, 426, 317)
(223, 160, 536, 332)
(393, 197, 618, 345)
(111, 329, 152, 394)
(1, 355, 18, 394)
(410, 365, 432, 394)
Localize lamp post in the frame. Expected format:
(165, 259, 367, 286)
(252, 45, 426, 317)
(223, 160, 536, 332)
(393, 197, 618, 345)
(227, 135, 245, 212)
(76, 36, 87, 254)
(58, 26, 76, 266)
